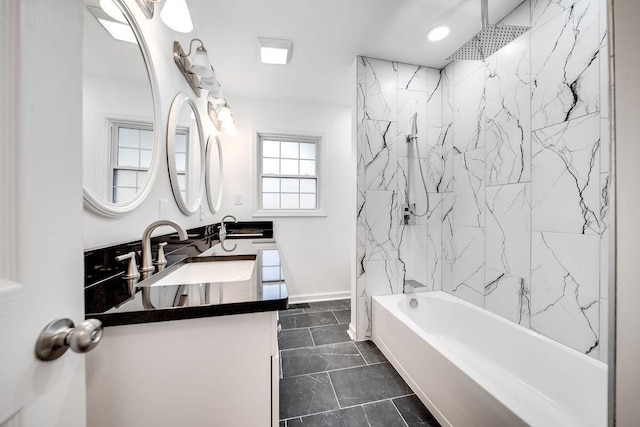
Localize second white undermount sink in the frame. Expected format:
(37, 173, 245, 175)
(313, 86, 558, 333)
(149, 258, 255, 287)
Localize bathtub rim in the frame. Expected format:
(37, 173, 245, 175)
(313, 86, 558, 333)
(372, 291, 608, 427)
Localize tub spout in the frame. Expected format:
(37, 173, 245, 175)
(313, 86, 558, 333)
(404, 279, 427, 294)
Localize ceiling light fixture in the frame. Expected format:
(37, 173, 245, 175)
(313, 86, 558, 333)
(99, 0, 126, 23)
(427, 25, 451, 42)
(257, 38, 292, 65)
(160, 0, 193, 33)
(88, 5, 137, 44)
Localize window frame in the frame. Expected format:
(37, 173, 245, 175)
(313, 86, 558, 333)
(254, 131, 327, 217)
(108, 119, 154, 204)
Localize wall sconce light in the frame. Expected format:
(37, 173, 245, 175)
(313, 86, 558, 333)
(208, 100, 237, 136)
(173, 38, 213, 97)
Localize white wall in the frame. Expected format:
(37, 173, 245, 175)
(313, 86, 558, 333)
(83, 0, 221, 249)
(82, 1, 354, 302)
(218, 95, 353, 302)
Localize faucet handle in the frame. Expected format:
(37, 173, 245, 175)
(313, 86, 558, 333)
(153, 242, 168, 270)
(116, 252, 140, 280)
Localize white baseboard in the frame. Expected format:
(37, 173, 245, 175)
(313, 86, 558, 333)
(288, 291, 350, 304)
(347, 323, 357, 341)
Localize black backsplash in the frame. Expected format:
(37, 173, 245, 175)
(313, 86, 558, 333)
(84, 221, 273, 314)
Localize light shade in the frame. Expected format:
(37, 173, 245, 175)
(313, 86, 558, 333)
(191, 48, 213, 77)
(200, 68, 218, 89)
(222, 119, 237, 136)
(161, 0, 193, 33)
(257, 38, 292, 65)
(99, 0, 127, 23)
(218, 105, 232, 123)
(427, 25, 451, 42)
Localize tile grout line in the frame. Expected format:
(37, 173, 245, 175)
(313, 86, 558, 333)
(390, 397, 411, 427)
(326, 369, 343, 410)
(308, 327, 317, 347)
(280, 394, 418, 423)
(353, 340, 369, 364)
(281, 359, 387, 380)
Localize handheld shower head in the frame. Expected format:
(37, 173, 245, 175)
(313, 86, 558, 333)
(406, 113, 418, 142)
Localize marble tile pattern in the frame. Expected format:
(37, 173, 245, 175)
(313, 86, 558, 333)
(531, 113, 601, 235)
(531, 0, 600, 131)
(356, 57, 443, 339)
(438, 0, 608, 361)
(356, 0, 609, 363)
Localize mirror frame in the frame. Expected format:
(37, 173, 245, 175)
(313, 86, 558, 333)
(166, 92, 206, 215)
(205, 135, 224, 213)
(82, 0, 162, 217)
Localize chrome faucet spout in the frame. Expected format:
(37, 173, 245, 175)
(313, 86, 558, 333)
(140, 220, 188, 277)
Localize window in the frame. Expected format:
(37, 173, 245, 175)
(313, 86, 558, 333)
(173, 127, 190, 202)
(258, 133, 320, 212)
(110, 120, 153, 203)
(260, 249, 284, 283)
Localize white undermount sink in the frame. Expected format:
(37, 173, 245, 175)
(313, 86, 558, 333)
(150, 258, 255, 287)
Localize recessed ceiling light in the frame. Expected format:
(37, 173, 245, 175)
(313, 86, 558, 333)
(427, 25, 451, 42)
(257, 38, 292, 65)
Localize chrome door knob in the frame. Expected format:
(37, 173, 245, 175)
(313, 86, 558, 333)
(35, 318, 103, 361)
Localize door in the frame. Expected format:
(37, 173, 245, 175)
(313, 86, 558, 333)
(0, 0, 86, 426)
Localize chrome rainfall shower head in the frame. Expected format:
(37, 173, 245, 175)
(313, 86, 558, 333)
(446, 0, 530, 61)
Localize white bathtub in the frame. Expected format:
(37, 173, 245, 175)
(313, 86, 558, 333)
(371, 291, 607, 427)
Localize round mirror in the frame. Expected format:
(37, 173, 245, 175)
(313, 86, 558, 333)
(206, 136, 224, 213)
(167, 93, 205, 215)
(82, 0, 161, 217)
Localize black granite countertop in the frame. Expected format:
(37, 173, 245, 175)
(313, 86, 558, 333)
(84, 223, 287, 327)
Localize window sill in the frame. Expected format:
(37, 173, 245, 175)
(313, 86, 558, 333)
(253, 210, 327, 218)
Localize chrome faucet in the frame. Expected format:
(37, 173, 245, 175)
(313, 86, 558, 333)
(140, 220, 188, 279)
(218, 215, 237, 252)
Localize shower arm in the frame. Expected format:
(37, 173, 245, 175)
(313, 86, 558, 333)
(481, 0, 489, 29)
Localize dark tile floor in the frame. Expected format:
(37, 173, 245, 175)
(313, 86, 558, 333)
(278, 299, 440, 427)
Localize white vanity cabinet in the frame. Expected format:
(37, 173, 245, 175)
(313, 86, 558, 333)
(86, 311, 280, 427)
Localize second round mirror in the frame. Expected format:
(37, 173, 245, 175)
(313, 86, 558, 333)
(167, 93, 205, 215)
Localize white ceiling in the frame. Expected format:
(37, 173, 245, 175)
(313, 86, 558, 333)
(189, 0, 525, 106)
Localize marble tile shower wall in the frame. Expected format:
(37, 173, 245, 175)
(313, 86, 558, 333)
(356, 0, 609, 362)
(356, 56, 445, 338)
(441, 0, 609, 362)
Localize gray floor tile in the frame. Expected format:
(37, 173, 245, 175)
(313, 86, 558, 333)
(281, 342, 366, 377)
(279, 372, 339, 419)
(329, 362, 413, 407)
(304, 299, 351, 313)
(279, 328, 314, 350)
(310, 324, 351, 346)
(332, 309, 351, 324)
(393, 395, 440, 426)
(287, 406, 368, 426)
(280, 311, 338, 330)
(363, 400, 408, 427)
(280, 308, 305, 316)
(356, 340, 387, 364)
(290, 303, 311, 309)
